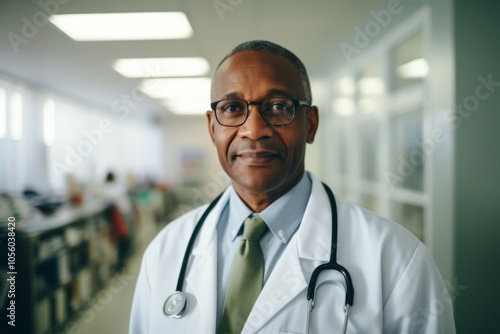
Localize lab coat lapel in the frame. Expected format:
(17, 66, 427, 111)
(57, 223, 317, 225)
(185, 190, 230, 333)
(242, 175, 332, 333)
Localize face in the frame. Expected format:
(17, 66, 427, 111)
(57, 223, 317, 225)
(207, 50, 319, 208)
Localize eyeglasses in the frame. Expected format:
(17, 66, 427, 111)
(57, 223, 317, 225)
(210, 97, 309, 127)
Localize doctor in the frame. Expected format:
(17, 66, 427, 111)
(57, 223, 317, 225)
(129, 40, 456, 333)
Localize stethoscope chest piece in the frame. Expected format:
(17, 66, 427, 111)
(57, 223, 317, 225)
(163, 291, 188, 318)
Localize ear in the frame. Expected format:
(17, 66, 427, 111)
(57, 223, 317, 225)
(306, 106, 319, 144)
(206, 111, 216, 144)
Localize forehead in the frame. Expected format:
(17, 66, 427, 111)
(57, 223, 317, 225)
(212, 50, 303, 99)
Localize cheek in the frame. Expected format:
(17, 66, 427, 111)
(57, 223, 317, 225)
(288, 140, 307, 166)
(214, 128, 236, 161)
(281, 128, 308, 159)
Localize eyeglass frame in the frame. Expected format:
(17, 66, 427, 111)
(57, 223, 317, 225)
(209, 97, 310, 127)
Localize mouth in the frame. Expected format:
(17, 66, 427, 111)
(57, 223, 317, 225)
(235, 150, 279, 165)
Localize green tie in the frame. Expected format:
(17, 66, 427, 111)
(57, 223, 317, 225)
(218, 215, 268, 334)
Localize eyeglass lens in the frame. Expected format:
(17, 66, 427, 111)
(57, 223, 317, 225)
(215, 98, 295, 126)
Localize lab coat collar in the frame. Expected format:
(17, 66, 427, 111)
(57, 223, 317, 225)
(242, 173, 332, 333)
(186, 188, 231, 334)
(296, 173, 332, 262)
(183, 174, 332, 334)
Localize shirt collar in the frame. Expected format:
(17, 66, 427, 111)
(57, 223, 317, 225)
(227, 173, 312, 244)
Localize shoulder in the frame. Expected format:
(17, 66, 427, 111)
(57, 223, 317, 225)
(337, 198, 421, 245)
(333, 198, 446, 309)
(308, 174, 422, 252)
(335, 198, 435, 295)
(336, 197, 422, 261)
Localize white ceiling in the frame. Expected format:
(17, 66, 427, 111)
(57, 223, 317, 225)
(0, 0, 384, 118)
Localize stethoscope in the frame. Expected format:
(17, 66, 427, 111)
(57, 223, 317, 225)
(163, 183, 354, 334)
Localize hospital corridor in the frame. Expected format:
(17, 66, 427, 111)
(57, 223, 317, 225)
(0, 1, 499, 333)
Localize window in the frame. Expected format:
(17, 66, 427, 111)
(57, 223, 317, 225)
(43, 99, 55, 145)
(11, 92, 23, 140)
(0, 88, 5, 138)
(390, 30, 427, 91)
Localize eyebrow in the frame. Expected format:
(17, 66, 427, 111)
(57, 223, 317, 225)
(218, 88, 298, 101)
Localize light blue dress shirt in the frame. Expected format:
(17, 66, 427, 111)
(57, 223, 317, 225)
(216, 173, 312, 325)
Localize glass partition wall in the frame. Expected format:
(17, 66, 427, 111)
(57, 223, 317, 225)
(327, 9, 431, 244)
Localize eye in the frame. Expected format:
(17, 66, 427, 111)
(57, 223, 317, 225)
(224, 104, 241, 112)
(220, 100, 246, 113)
(264, 98, 294, 114)
(270, 102, 289, 111)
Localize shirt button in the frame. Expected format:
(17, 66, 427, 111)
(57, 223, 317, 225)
(278, 229, 286, 238)
(231, 229, 237, 238)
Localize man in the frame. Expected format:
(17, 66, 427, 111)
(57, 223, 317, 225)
(130, 40, 456, 333)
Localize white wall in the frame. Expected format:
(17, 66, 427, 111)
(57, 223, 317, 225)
(162, 115, 223, 186)
(0, 73, 165, 194)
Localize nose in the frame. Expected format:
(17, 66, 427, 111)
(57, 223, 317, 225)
(238, 104, 273, 140)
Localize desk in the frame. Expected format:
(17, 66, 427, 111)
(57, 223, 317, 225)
(3, 199, 122, 334)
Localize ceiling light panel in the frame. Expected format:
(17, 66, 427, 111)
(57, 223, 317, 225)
(140, 78, 211, 99)
(397, 58, 429, 78)
(113, 58, 210, 78)
(141, 78, 211, 115)
(358, 77, 385, 96)
(162, 98, 211, 115)
(49, 12, 193, 41)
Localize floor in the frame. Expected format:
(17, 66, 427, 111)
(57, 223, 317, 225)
(72, 210, 159, 334)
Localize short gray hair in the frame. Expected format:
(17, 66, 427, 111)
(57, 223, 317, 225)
(213, 40, 312, 104)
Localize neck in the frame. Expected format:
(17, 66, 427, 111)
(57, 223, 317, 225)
(233, 171, 305, 212)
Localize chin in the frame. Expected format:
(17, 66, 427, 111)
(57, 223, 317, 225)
(236, 173, 285, 195)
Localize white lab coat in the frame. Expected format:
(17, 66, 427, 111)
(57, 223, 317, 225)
(130, 174, 456, 333)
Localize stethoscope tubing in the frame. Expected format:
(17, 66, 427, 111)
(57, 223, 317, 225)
(174, 192, 224, 292)
(305, 183, 353, 334)
(165, 182, 354, 333)
(307, 183, 354, 307)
